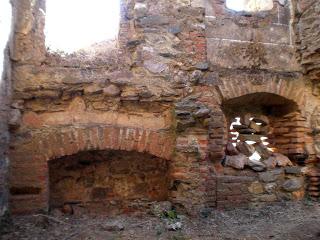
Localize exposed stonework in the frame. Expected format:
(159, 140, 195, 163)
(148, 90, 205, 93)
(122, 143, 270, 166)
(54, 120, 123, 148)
(1, 0, 320, 218)
(0, 50, 10, 221)
(49, 150, 170, 215)
(294, 0, 320, 82)
(0, 33, 11, 223)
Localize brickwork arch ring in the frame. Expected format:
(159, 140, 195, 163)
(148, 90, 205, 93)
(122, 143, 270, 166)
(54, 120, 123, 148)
(9, 125, 175, 214)
(217, 78, 305, 110)
(12, 125, 175, 165)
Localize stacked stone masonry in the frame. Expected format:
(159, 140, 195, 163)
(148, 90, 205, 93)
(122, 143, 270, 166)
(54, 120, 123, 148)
(0, 0, 320, 220)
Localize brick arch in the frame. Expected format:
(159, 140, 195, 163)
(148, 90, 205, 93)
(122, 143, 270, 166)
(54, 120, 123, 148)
(217, 77, 306, 110)
(207, 78, 309, 166)
(218, 85, 311, 160)
(12, 125, 175, 164)
(9, 125, 175, 214)
(44, 125, 174, 162)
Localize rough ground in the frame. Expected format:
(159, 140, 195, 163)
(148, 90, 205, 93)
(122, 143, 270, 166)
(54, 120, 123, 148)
(1, 201, 320, 240)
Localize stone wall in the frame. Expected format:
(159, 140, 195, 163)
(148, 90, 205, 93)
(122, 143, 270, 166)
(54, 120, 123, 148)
(48, 150, 169, 215)
(0, 48, 10, 221)
(293, 0, 320, 200)
(217, 166, 305, 209)
(4, 0, 320, 216)
(294, 0, 320, 82)
(205, 0, 299, 71)
(0, 1, 12, 222)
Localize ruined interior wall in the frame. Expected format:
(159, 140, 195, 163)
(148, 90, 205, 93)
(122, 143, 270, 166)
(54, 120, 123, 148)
(8, 0, 212, 214)
(6, 0, 320, 215)
(0, 2, 12, 222)
(294, 0, 320, 82)
(196, 0, 319, 207)
(293, 0, 320, 199)
(271, 111, 313, 160)
(0, 49, 11, 220)
(49, 150, 169, 215)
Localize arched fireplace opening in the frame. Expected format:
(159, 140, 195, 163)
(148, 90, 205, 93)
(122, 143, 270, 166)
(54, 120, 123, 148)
(213, 93, 307, 208)
(221, 92, 308, 170)
(48, 150, 169, 215)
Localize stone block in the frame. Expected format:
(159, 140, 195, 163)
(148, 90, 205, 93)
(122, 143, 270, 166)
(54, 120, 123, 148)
(282, 178, 304, 192)
(259, 169, 284, 183)
(84, 85, 102, 95)
(248, 159, 266, 172)
(224, 154, 248, 170)
(248, 181, 264, 194)
(137, 15, 171, 27)
(236, 142, 255, 157)
(254, 194, 278, 202)
(254, 143, 272, 160)
(239, 134, 263, 142)
(225, 142, 239, 156)
(191, 0, 205, 8)
(207, 38, 300, 71)
(264, 183, 277, 193)
(134, 3, 148, 18)
(273, 153, 293, 167)
(284, 166, 302, 175)
(263, 156, 277, 169)
(206, 19, 290, 44)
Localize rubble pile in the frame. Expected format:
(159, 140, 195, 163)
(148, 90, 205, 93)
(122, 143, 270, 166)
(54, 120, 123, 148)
(224, 114, 293, 172)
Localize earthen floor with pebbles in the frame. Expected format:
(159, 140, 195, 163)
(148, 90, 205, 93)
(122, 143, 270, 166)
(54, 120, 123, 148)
(1, 201, 320, 240)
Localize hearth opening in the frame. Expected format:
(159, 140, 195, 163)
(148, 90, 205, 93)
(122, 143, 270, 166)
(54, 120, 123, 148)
(222, 93, 304, 171)
(49, 150, 169, 215)
(45, 0, 120, 53)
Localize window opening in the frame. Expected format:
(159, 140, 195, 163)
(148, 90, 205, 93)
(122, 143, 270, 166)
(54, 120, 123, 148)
(0, 0, 11, 79)
(45, 0, 120, 53)
(226, 0, 274, 12)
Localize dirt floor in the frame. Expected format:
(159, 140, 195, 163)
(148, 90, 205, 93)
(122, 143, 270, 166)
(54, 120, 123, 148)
(1, 201, 320, 240)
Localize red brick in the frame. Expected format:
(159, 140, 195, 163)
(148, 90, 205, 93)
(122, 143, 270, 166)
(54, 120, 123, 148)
(137, 130, 148, 153)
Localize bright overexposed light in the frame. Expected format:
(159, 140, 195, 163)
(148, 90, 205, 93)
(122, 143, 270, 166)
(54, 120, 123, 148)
(0, 0, 11, 79)
(249, 151, 261, 161)
(246, 141, 256, 145)
(261, 136, 270, 146)
(230, 117, 241, 145)
(230, 117, 241, 130)
(45, 0, 120, 53)
(226, 0, 274, 12)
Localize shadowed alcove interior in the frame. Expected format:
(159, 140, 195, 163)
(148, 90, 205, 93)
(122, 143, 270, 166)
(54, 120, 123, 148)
(223, 92, 299, 118)
(222, 92, 305, 166)
(48, 150, 169, 215)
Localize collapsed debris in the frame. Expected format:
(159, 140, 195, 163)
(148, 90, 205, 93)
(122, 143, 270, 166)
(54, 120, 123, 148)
(225, 115, 293, 172)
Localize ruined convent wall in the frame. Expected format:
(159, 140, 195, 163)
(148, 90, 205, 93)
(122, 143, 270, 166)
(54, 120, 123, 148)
(1, 0, 320, 218)
(0, 48, 10, 221)
(0, 7, 12, 223)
